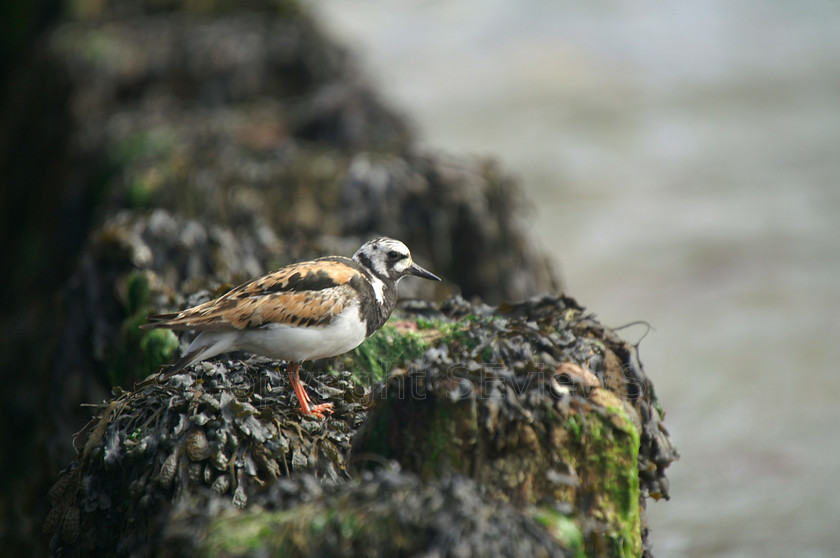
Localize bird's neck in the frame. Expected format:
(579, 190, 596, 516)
(366, 273, 398, 336)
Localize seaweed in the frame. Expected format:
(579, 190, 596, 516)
(45, 362, 366, 556)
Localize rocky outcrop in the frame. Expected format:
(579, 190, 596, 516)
(46, 266, 676, 555)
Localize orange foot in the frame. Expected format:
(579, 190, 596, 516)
(286, 361, 334, 419)
(303, 402, 334, 420)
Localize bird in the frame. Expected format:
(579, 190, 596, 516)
(141, 237, 440, 418)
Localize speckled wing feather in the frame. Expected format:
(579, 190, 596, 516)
(143, 258, 369, 332)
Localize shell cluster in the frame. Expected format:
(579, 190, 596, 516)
(396, 295, 678, 502)
(167, 470, 574, 557)
(45, 361, 366, 555)
(45, 294, 677, 556)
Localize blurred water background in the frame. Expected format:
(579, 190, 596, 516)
(311, 1, 840, 556)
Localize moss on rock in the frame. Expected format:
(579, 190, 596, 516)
(183, 471, 575, 558)
(47, 294, 676, 557)
(350, 295, 675, 557)
(109, 271, 180, 386)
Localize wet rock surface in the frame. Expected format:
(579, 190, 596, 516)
(45, 362, 365, 556)
(353, 296, 678, 556)
(164, 470, 575, 558)
(47, 292, 676, 557)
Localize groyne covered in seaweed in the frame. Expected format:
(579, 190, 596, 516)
(0, 1, 676, 556)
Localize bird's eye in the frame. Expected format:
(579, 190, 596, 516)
(387, 250, 402, 261)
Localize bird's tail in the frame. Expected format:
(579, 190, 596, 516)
(156, 331, 237, 379)
(158, 347, 206, 378)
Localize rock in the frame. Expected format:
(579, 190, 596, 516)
(45, 361, 366, 556)
(162, 470, 577, 558)
(351, 295, 677, 556)
(47, 295, 676, 557)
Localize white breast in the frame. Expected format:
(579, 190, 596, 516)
(369, 274, 386, 305)
(234, 301, 368, 362)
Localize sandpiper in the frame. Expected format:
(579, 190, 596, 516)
(142, 237, 440, 418)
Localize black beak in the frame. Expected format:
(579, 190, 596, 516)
(406, 262, 441, 281)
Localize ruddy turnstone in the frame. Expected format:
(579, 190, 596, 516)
(142, 237, 440, 418)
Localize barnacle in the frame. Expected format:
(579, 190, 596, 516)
(61, 506, 80, 544)
(43, 507, 62, 534)
(203, 464, 215, 485)
(232, 470, 248, 508)
(185, 429, 211, 461)
(211, 474, 230, 495)
(199, 393, 221, 412)
(47, 470, 76, 505)
(210, 448, 229, 471)
(159, 449, 179, 489)
(187, 462, 203, 484)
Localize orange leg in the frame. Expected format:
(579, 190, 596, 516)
(286, 361, 333, 419)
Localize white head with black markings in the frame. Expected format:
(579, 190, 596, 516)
(353, 237, 440, 284)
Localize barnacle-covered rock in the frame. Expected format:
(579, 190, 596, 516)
(161, 470, 578, 558)
(44, 363, 367, 557)
(45, 295, 675, 557)
(352, 295, 678, 557)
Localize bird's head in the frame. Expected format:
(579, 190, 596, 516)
(353, 237, 440, 283)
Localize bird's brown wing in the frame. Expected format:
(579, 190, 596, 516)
(142, 258, 369, 332)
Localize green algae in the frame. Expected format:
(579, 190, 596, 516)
(565, 413, 583, 443)
(413, 396, 478, 477)
(196, 472, 569, 557)
(350, 323, 428, 383)
(201, 507, 316, 556)
(350, 305, 647, 557)
(111, 131, 177, 167)
(199, 504, 411, 558)
(109, 271, 178, 386)
(567, 400, 641, 557)
(532, 508, 586, 558)
(349, 317, 476, 384)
